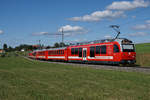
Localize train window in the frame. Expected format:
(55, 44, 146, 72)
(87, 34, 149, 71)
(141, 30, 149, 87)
(48, 51, 51, 55)
(122, 44, 135, 52)
(59, 50, 62, 55)
(33, 52, 36, 56)
(90, 46, 95, 57)
(59, 50, 62, 54)
(96, 46, 100, 54)
(75, 48, 79, 55)
(62, 50, 64, 54)
(71, 48, 75, 55)
(114, 44, 119, 53)
(101, 45, 106, 54)
(79, 48, 82, 57)
(59, 50, 60, 55)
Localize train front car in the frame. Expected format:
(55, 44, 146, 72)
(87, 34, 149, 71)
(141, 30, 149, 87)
(115, 38, 136, 64)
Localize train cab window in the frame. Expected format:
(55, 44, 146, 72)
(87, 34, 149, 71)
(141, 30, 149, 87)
(79, 48, 82, 57)
(114, 44, 120, 53)
(90, 46, 95, 57)
(96, 46, 100, 54)
(75, 48, 79, 55)
(101, 45, 106, 54)
(71, 48, 75, 55)
(122, 44, 135, 52)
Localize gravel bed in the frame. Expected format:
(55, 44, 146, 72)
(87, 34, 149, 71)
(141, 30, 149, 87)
(25, 57, 150, 74)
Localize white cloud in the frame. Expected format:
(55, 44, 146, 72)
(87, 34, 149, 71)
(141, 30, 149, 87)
(32, 25, 87, 36)
(107, 0, 149, 11)
(145, 20, 150, 23)
(132, 20, 150, 30)
(69, 10, 125, 22)
(128, 32, 148, 37)
(32, 32, 49, 36)
(104, 35, 113, 39)
(65, 38, 87, 43)
(132, 16, 136, 19)
(68, 0, 149, 22)
(0, 30, 4, 34)
(58, 25, 88, 35)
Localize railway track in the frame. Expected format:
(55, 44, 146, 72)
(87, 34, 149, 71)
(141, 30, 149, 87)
(25, 57, 150, 74)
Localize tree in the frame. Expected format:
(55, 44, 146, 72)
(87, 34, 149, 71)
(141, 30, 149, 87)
(46, 46, 51, 49)
(3, 43, 8, 51)
(54, 42, 59, 48)
(59, 42, 65, 47)
(8, 46, 13, 52)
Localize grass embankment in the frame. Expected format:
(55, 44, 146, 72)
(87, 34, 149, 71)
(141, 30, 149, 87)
(135, 43, 150, 67)
(0, 56, 150, 100)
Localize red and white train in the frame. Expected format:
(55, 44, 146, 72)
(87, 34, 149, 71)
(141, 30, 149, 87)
(29, 38, 136, 65)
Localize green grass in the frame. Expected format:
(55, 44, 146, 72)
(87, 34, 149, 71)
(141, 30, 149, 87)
(135, 43, 150, 53)
(135, 43, 150, 67)
(0, 56, 150, 100)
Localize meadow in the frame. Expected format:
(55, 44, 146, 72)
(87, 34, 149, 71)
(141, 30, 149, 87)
(0, 56, 150, 100)
(135, 43, 150, 67)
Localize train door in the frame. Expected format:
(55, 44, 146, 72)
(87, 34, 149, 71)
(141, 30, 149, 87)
(83, 48, 87, 61)
(113, 44, 120, 62)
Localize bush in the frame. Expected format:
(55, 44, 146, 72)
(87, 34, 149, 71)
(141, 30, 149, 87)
(0, 53, 6, 57)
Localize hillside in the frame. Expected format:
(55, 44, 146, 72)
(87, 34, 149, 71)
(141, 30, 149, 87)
(135, 43, 150, 53)
(135, 43, 150, 67)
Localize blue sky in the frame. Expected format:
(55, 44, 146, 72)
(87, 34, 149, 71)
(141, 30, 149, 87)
(0, 0, 150, 48)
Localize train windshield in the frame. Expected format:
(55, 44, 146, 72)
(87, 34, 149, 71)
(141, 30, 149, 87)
(122, 44, 135, 52)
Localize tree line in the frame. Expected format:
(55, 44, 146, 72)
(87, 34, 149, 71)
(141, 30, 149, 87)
(2, 42, 67, 52)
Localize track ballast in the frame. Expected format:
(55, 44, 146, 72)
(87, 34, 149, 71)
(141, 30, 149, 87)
(25, 57, 150, 74)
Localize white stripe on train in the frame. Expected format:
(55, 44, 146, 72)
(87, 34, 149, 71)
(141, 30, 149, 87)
(36, 56, 113, 60)
(48, 56, 65, 59)
(88, 56, 113, 59)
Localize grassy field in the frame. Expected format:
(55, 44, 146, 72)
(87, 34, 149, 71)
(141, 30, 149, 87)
(135, 43, 150, 67)
(0, 56, 150, 100)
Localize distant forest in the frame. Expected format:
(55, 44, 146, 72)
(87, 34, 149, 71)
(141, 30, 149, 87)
(2, 42, 67, 52)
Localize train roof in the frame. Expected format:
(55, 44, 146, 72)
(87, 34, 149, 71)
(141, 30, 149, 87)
(69, 38, 132, 46)
(32, 38, 133, 52)
(34, 47, 67, 52)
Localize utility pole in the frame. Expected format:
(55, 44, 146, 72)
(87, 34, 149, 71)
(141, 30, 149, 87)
(62, 28, 64, 44)
(43, 28, 65, 47)
(39, 40, 41, 45)
(38, 40, 41, 49)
